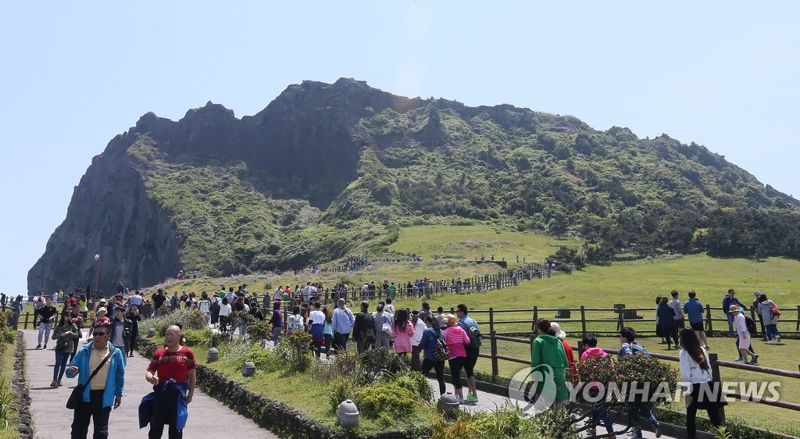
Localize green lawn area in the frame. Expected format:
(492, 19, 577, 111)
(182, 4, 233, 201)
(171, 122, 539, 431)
(0, 337, 18, 439)
(389, 224, 583, 262)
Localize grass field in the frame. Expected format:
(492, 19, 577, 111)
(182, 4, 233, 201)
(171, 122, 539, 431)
(388, 224, 583, 262)
(0, 337, 18, 439)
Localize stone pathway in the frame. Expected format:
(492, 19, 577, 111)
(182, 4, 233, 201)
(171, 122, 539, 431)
(23, 329, 277, 439)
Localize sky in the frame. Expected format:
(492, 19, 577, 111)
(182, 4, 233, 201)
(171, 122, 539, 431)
(1, 1, 799, 294)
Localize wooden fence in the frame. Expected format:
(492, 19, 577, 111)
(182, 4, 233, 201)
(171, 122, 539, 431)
(475, 306, 800, 418)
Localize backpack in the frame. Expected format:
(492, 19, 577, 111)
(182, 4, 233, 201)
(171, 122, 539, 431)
(629, 344, 651, 358)
(460, 320, 482, 350)
(744, 315, 757, 336)
(434, 333, 449, 362)
(770, 302, 781, 317)
(288, 315, 304, 332)
(381, 314, 392, 336)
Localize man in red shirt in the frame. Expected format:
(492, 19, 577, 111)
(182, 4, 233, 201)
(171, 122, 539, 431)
(144, 325, 196, 439)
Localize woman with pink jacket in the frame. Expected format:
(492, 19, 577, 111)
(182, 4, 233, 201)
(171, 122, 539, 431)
(392, 308, 415, 358)
(443, 313, 471, 402)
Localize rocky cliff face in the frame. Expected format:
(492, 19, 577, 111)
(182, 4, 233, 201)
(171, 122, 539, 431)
(28, 78, 800, 294)
(28, 134, 181, 294)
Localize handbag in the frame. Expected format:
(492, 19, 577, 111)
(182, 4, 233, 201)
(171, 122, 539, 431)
(66, 350, 112, 409)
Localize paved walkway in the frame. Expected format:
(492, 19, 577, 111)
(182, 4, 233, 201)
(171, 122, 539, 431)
(23, 329, 277, 439)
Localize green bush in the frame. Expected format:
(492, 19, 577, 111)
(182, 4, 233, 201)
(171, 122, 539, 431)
(382, 371, 432, 403)
(182, 328, 212, 347)
(358, 348, 408, 383)
(328, 377, 356, 413)
(353, 383, 418, 419)
(0, 329, 16, 345)
(244, 347, 282, 373)
(140, 308, 208, 338)
(276, 331, 313, 373)
(245, 319, 272, 345)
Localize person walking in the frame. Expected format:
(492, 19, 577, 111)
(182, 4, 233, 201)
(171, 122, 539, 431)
(731, 305, 758, 364)
(619, 327, 661, 438)
(218, 298, 232, 334)
(580, 333, 615, 439)
(531, 319, 569, 406)
(110, 308, 132, 363)
(456, 304, 480, 403)
(332, 298, 355, 351)
(442, 314, 470, 403)
(125, 306, 141, 357)
(143, 325, 196, 438)
(66, 321, 126, 439)
(269, 301, 282, 346)
(722, 289, 745, 337)
(11, 295, 23, 329)
(52, 313, 80, 387)
(669, 290, 685, 332)
(550, 322, 576, 382)
(372, 303, 391, 349)
(657, 297, 677, 350)
(36, 296, 57, 349)
(752, 291, 767, 340)
(679, 328, 725, 438)
(683, 291, 709, 348)
(309, 302, 326, 359)
(419, 315, 447, 397)
(410, 311, 427, 371)
(391, 308, 415, 360)
(352, 301, 376, 354)
(756, 293, 781, 343)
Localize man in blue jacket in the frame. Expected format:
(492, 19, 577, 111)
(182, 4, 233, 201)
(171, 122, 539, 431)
(722, 289, 746, 337)
(66, 321, 126, 439)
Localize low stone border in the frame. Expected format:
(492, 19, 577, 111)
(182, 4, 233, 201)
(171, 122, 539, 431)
(137, 340, 421, 439)
(11, 330, 34, 439)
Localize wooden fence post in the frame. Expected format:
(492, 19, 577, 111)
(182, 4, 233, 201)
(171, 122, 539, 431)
(617, 309, 625, 332)
(706, 304, 713, 335)
(709, 352, 726, 422)
(531, 306, 538, 332)
(23, 312, 29, 330)
(489, 307, 498, 378)
(580, 305, 587, 338)
(796, 305, 800, 331)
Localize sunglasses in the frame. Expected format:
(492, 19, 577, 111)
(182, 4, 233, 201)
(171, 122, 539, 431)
(93, 332, 108, 337)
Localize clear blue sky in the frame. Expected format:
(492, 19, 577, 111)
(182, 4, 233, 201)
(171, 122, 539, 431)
(1, 1, 798, 294)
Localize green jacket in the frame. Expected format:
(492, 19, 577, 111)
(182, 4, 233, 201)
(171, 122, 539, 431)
(531, 334, 569, 401)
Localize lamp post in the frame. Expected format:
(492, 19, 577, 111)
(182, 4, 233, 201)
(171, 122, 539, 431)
(93, 254, 100, 307)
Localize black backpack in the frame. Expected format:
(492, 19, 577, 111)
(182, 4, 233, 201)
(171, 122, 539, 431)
(745, 315, 757, 336)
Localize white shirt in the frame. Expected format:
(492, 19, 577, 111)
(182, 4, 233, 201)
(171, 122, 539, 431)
(411, 319, 427, 346)
(679, 348, 713, 392)
(199, 299, 210, 313)
(219, 303, 232, 316)
(309, 310, 326, 325)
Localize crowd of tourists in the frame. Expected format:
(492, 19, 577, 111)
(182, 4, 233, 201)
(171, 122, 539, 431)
(652, 288, 783, 363)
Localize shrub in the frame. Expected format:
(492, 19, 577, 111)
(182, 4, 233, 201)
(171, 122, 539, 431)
(328, 377, 356, 413)
(276, 331, 313, 373)
(182, 328, 213, 347)
(358, 348, 408, 383)
(244, 346, 282, 373)
(246, 319, 272, 346)
(615, 354, 677, 406)
(353, 383, 418, 419)
(382, 371, 432, 402)
(0, 328, 15, 345)
(140, 308, 207, 337)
